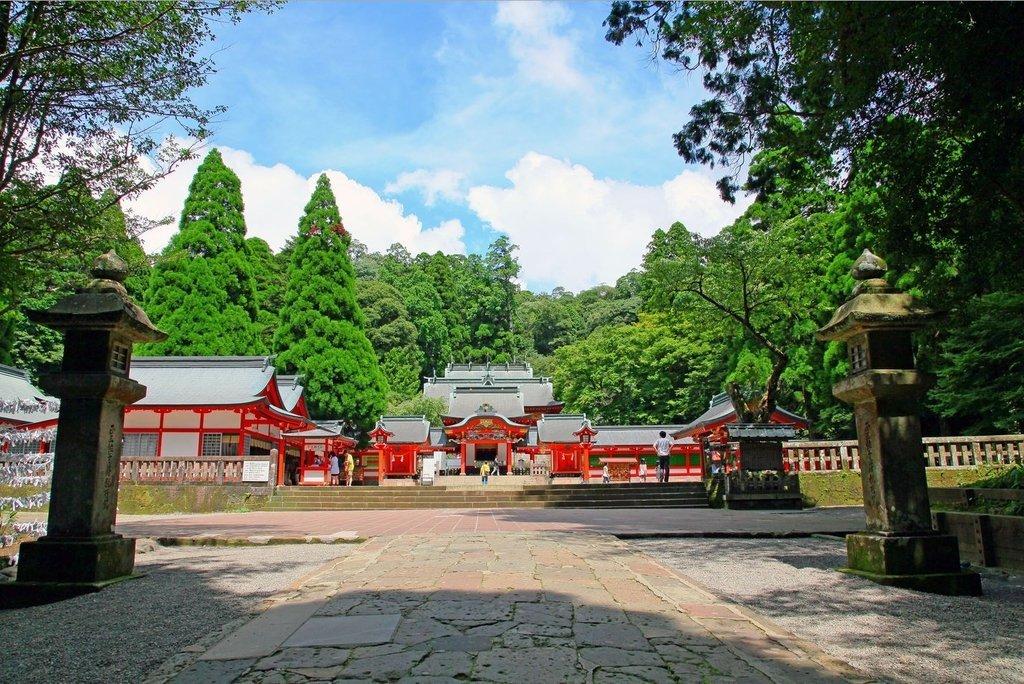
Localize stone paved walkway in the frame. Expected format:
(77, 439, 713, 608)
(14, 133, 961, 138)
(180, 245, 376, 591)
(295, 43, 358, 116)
(158, 533, 866, 683)
(112, 506, 865, 540)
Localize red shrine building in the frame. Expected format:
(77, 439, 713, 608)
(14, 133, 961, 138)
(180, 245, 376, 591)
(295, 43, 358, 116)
(672, 393, 810, 473)
(367, 362, 707, 483)
(4, 358, 809, 486)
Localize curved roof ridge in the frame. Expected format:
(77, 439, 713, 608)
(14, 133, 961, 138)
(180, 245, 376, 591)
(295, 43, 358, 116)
(132, 356, 273, 368)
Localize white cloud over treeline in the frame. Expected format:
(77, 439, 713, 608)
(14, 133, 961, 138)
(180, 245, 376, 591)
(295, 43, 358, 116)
(130, 147, 748, 292)
(467, 153, 750, 291)
(129, 147, 467, 256)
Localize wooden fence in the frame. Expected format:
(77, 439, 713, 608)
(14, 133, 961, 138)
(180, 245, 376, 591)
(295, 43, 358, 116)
(783, 434, 1024, 472)
(119, 457, 244, 484)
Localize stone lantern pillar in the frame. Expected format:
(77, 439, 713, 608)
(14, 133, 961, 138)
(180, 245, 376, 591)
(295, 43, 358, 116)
(817, 249, 980, 595)
(4, 251, 166, 606)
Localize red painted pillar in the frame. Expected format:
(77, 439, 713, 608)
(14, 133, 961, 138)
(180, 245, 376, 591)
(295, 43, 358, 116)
(276, 437, 286, 486)
(460, 441, 467, 475)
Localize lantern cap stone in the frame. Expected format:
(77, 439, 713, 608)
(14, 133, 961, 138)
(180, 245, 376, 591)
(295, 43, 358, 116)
(816, 249, 941, 341)
(91, 250, 129, 282)
(851, 248, 887, 280)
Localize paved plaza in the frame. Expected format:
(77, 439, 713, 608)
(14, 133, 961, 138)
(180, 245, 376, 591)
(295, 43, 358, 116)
(6, 507, 1022, 683)
(109, 506, 867, 540)
(158, 532, 862, 683)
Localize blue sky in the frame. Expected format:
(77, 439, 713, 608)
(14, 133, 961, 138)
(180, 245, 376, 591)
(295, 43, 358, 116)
(133, 2, 749, 291)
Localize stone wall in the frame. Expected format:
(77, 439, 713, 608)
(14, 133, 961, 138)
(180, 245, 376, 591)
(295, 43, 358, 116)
(3, 483, 272, 514)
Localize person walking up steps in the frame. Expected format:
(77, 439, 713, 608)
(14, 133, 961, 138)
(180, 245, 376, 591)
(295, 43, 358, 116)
(480, 460, 491, 485)
(654, 431, 672, 483)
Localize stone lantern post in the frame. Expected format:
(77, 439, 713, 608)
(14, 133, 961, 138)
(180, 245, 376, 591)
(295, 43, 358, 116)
(817, 249, 980, 595)
(4, 251, 166, 606)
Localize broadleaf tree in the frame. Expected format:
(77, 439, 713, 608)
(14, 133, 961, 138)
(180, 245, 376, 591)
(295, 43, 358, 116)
(0, 1, 272, 321)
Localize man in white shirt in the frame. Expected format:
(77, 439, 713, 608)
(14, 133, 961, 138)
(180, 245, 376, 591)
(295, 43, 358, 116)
(654, 431, 672, 483)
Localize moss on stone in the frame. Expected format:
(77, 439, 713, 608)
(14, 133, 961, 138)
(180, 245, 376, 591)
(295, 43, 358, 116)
(798, 470, 864, 507)
(799, 466, 1011, 507)
(114, 484, 271, 514)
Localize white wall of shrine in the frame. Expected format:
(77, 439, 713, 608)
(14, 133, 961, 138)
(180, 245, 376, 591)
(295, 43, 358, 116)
(162, 432, 199, 457)
(124, 410, 159, 429)
(204, 410, 241, 429)
(163, 411, 200, 429)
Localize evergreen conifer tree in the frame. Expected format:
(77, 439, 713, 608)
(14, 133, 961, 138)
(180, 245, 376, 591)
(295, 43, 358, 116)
(140, 149, 260, 355)
(275, 174, 388, 429)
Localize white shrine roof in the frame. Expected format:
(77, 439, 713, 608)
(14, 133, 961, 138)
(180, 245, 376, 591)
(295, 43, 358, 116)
(0, 363, 59, 424)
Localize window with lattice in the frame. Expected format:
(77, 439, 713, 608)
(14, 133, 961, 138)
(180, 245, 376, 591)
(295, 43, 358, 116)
(123, 433, 158, 457)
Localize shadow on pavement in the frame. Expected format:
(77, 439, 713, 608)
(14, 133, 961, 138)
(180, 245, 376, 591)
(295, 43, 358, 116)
(170, 585, 856, 683)
(0, 546, 347, 684)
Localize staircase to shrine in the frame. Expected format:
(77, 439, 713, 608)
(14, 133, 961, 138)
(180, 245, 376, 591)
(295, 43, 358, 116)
(265, 481, 709, 511)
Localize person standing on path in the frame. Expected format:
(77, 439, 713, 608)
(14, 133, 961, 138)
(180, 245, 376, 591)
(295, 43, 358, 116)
(602, 463, 611, 484)
(328, 452, 341, 486)
(639, 459, 648, 482)
(654, 431, 672, 483)
(344, 451, 355, 486)
(480, 461, 491, 485)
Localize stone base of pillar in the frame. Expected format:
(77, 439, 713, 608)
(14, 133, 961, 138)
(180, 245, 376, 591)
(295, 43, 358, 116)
(842, 531, 981, 596)
(16, 534, 136, 584)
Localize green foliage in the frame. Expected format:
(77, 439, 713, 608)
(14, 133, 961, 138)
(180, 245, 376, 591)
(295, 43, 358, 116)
(930, 294, 1024, 434)
(247, 237, 285, 353)
(639, 210, 830, 422)
(386, 395, 448, 428)
(606, 2, 1024, 208)
(357, 279, 425, 400)
(140, 149, 260, 356)
(970, 465, 1024, 491)
(0, 1, 272, 323)
(553, 314, 729, 425)
(518, 291, 583, 355)
(608, 2, 1024, 433)
(275, 174, 388, 430)
(0, 185, 148, 373)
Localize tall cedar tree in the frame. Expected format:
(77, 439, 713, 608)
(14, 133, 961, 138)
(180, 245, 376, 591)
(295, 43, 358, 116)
(275, 174, 388, 429)
(139, 149, 260, 355)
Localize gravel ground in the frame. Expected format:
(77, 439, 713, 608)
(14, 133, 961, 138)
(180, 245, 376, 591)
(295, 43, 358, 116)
(1, 543, 354, 684)
(633, 537, 1024, 684)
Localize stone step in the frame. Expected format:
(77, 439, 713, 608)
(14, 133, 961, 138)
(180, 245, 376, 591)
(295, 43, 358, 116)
(274, 483, 705, 495)
(264, 501, 708, 511)
(265, 481, 709, 511)
(268, 494, 708, 504)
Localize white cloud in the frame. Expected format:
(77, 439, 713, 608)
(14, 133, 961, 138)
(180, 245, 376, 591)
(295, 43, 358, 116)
(467, 152, 752, 291)
(128, 146, 467, 256)
(494, 2, 586, 91)
(384, 168, 465, 206)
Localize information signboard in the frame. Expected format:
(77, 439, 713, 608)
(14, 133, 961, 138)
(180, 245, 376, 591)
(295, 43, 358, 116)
(242, 460, 271, 483)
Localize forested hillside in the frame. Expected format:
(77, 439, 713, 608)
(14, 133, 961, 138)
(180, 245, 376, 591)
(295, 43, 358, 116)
(1, 2, 1021, 438)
